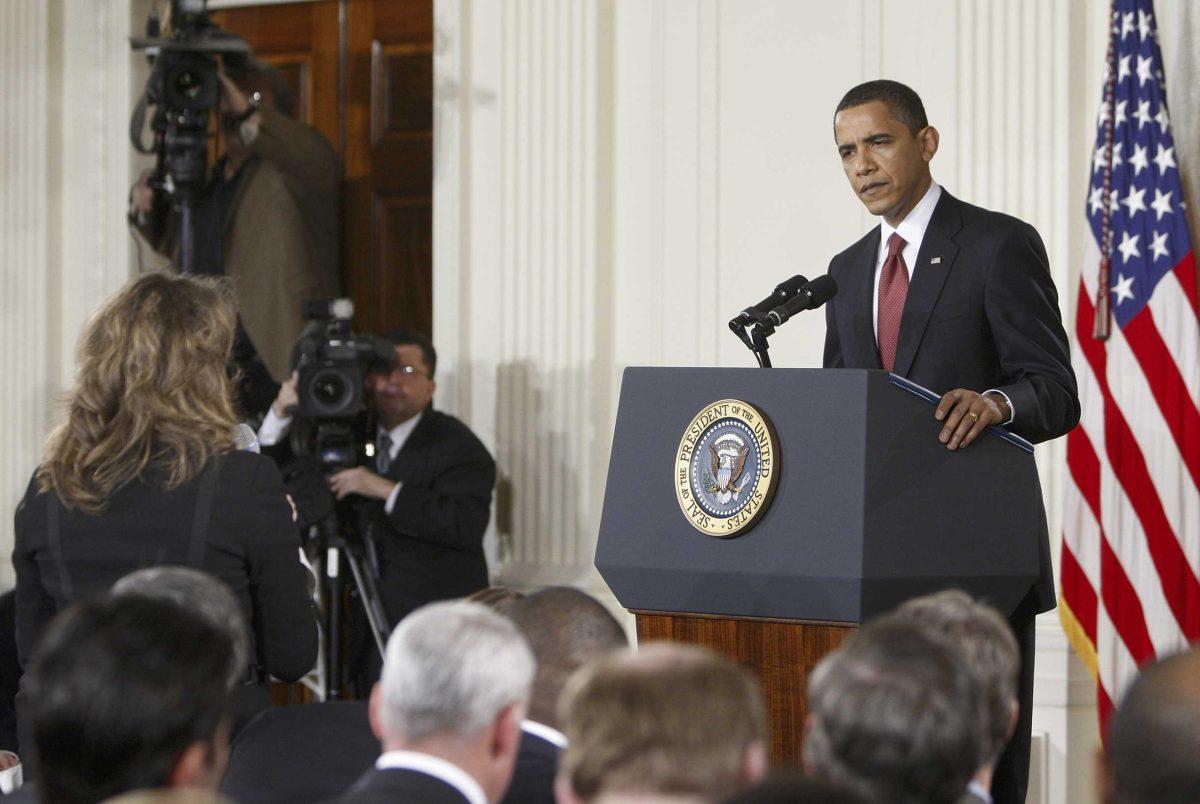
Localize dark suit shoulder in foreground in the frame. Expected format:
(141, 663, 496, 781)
(499, 728, 561, 804)
(330, 768, 469, 804)
(221, 701, 376, 804)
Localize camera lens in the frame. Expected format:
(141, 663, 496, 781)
(312, 371, 349, 408)
(174, 69, 203, 100)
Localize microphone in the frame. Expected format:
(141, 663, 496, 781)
(765, 275, 838, 327)
(728, 274, 808, 329)
(233, 423, 261, 453)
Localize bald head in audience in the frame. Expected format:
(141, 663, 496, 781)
(894, 590, 1019, 797)
(507, 587, 628, 729)
(803, 617, 983, 804)
(556, 642, 767, 804)
(1102, 647, 1200, 804)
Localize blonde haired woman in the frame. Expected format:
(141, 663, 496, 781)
(13, 272, 316, 724)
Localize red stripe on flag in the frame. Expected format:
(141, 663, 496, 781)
(1067, 426, 1102, 522)
(1064, 425, 1154, 661)
(1099, 684, 1115, 739)
(1099, 537, 1155, 663)
(1121, 307, 1200, 489)
(1173, 252, 1199, 319)
(1074, 288, 1200, 640)
(1060, 544, 1098, 644)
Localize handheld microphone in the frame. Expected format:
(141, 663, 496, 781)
(728, 274, 808, 329)
(233, 423, 261, 453)
(766, 275, 838, 327)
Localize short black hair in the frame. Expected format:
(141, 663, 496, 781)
(27, 596, 232, 804)
(1106, 649, 1200, 803)
(385, 329, 437, 378)
(835, 80, 929, 134)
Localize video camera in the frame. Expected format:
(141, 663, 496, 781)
(129, 0, 250, 270)
(288, 299, 396, 473)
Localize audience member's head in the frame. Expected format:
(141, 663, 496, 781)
(25, 596, 233, 804)
(466, 585, 526, 616)
(722, 773, 868, 804)
(557, 642, 767, 803)
(803, 617, 983, 804)
(37, 271, 239, 515)
(507, 586, 628, 729)
(371, 600, 535, 803)
(112, 566, 250, 689)
(1102, 647, 1200, 804)
(894, 590, 1018, 781)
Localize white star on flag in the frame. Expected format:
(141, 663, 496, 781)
(1115, 100, 1128, 127)
(1138, 9, 1153, 40)
(1089, 186, 1106, 214)
(1155, 105, 1170, 131)
(1136, 54, 1154, 85)
(1110, 189, 1121, 213)
(1111, 273, 1136, 304)
(1118, 54, 1133, 82)
(1112, 142, 1124, 167)
(1150, 188, 1173, 220)
(1129, 143, 1150, 175)
(1153, 143, 1176, 174)
(1122, 186, 1147, 216)
(1117, 230, 1141, 262)
(1149, 231, 1170, 261)
(1121, 11, 1135, 37)
(1133, 100, 1152, 129)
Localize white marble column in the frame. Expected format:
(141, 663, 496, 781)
(0, 0, 140, 588)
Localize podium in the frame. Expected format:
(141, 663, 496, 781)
(595, 368, 1044, 763)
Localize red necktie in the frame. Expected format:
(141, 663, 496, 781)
(877, 232, 909, 372)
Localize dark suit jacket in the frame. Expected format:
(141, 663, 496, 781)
(499, 728, 560, 804)
(365, 408, 496, 626)
(12, 452, 317, 679)
(222, 701, 377, 804)
(822, 190, 1078, 615)
(331, 767, 471, 804)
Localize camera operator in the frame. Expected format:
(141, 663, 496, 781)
(259, 330, 497, 689)
(130, 55, 340, 415)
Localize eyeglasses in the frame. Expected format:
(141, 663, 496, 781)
(391, 364, 429, 379)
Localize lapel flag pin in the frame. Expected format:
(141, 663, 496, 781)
(930, 257, 942, 264)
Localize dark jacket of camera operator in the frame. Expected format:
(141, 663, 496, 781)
(260, 331, 496, 632)
(130, 59, 340, 387)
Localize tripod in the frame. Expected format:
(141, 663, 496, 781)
(310, 507, 391, 701)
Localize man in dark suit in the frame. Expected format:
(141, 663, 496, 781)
(261, 330, 496, 687)
(502, 588, 629, 804)
(822, 80, 1079, 804)
(332, 600, 533, 804)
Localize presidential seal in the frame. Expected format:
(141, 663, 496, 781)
(675, 399, 779, 538)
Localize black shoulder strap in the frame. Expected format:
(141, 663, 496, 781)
(186, 457, 223, 568)
(45, 492, 75, 601)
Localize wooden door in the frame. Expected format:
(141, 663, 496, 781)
(210, 2, 341, 147)
(344, 0, 434, 337)
(211, 0, 434, 338)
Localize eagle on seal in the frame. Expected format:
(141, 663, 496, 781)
(709, 437, 750, 505)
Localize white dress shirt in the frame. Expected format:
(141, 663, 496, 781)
(521, 719, 568, 749)
(375, 750, 487, 804)
(869, 180, 1013, 424)
(257, 408, 425, 513)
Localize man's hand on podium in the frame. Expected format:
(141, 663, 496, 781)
(934, 388, 1007, 450)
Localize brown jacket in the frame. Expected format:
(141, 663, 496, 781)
(136, 107, 340, 381)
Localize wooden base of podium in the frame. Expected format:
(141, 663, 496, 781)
(634, 610, 855, 765)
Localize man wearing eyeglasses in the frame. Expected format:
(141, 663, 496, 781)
(260, 330, 497, 687)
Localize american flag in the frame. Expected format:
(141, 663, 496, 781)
(1060, 0, 1199, 731)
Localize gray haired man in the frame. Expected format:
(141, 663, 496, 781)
(893, 591, 1020, 804)
(803, 617, 984, 804)
(333, 601, 535, 804)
